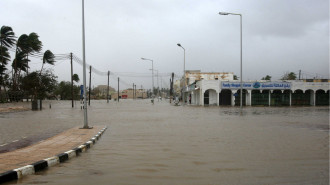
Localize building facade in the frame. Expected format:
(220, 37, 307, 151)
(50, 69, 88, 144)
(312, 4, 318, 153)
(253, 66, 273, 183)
(186, 79, 330, 106)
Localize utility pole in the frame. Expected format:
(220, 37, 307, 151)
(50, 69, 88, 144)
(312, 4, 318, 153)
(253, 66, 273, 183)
(70, 53, 74, 108)
(299, 70, 301, 80)
(170, 72, 174, 103)
(118, 77, 119, 102)
(89, 65, 91, 106)
(135, 84, 137, 100)
(133, 83, 134, 100)
(81, 0, 90, 128)
(107, 71, 110, 103)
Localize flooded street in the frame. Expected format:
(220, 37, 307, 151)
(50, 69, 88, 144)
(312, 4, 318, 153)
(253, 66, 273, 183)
(2, 100, 329, 185)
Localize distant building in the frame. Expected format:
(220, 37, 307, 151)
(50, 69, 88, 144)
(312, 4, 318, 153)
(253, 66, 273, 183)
(93, 85, 115, 99)
(111, 88, 148, 100)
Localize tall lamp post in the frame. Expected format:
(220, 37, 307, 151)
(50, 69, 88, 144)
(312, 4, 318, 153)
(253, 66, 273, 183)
(141, 58, 154, 103)
(81, 0, 91, 128)
(219, 12, 243, 114)
(150, 69, 159, 98)
(177, 43, 186, 105)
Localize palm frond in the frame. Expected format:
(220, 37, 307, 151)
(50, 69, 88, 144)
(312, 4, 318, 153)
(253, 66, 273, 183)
(0, 26, 16, 48)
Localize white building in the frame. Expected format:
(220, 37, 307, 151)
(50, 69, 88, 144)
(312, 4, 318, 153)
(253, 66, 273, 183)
(184, 76, 330, 106)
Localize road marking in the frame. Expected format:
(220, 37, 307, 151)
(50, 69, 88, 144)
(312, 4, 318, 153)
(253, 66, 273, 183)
(0, 143, 8, 147)
(22, 137, 27, 139)
(12, 140, 19, 143)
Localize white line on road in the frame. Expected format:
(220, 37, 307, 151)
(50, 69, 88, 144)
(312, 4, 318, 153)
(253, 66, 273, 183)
(12, 140, 19, 143)
(0, 143, 8, 147)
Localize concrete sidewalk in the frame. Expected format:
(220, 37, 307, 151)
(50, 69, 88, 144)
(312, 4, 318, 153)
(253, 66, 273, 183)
(0, 125, 107, 183)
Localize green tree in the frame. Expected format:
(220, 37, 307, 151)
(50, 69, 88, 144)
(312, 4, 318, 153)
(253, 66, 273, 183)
(281, 72, 297, 80)
(72, 73, 80, 83)
(21, 70, 57, 100)
(233, 75, 238, 80)
(54, 81, 80, 100)
(40, 50, 55, 74)
(261, 75, 271, 81)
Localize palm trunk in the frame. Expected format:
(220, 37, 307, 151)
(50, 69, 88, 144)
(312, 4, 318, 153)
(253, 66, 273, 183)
(0, 42, 3, 93)
(26, 54, 29, 75)
(40, 62, 44, 76)
(13, 46, 18, 91)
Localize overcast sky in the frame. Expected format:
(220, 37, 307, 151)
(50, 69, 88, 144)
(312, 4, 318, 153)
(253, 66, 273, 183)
(1, 0, 329, 89)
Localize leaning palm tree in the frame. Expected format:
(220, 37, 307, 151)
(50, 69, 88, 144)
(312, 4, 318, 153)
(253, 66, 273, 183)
(26, 32, 42, 74)
(0, 26, 16, 52)
(13, 34, 29, 90)
(13, 51, 29, 78)
(40, 50, 55, 75)
(0, 46, 10, 93)
(0, 26, 16, 92)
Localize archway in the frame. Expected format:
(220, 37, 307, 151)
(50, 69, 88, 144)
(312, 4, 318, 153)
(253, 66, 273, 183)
(234, 89, 247, 106)
(316, 89, 329, 105)
(271, 90, 289, 106)
(204, 89, 217, 105)
(292, 89, 310, 106)
(251, 90, 268, 106)
(219, 89, 231, 105)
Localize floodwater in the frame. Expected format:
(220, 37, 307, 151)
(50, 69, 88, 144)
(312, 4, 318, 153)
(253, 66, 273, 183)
(3, 100, 330, 185)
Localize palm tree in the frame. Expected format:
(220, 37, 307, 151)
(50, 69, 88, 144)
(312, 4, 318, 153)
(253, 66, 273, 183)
(0, 46, 10, 93)
(13, 34, 29, 90)
(0, 46, 10, 70)
(12, 51, 29, 77)
(0, 26, 16, 50)
(26, 32, 42, 74)
(40, 50, 55, 74)
(0, 26, 16, 92)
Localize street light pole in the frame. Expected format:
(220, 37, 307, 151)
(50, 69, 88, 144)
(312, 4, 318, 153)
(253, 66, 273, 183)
(81, 0, 90, 128)
(219, 12, 243, 115)
(150, 69, 160, 99)
(141, 58, 154, 104)
(177, 43, 186, 105)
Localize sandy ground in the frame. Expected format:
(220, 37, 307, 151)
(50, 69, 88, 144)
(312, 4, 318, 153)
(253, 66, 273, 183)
(0, 106, 30, 113)
(0, 101, 31, 112)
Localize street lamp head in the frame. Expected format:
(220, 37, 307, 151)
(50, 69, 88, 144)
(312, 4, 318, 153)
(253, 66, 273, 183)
(219, 12, 229, 15)
(177, 43, 181, 47)
(141, 57, 146, 60)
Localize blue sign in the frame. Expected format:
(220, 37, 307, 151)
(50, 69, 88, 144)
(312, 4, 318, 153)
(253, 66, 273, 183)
(221, 82, 291, 90)
(80, 85, 84, 99)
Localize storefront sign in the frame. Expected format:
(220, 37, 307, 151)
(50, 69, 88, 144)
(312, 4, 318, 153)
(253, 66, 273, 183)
(221, 82, 291, 90)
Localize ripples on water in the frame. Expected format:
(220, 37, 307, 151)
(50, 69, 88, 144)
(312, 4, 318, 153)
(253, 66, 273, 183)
(3, 100, 329, 185)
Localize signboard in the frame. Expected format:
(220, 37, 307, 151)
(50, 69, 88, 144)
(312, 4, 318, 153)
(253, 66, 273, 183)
(221, 82, 291, 90)
(80, 85, 84, 99)
(122, 95, 128, 99)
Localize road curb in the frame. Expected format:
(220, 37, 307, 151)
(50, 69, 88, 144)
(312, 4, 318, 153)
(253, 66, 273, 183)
(0, 126, 107, 184)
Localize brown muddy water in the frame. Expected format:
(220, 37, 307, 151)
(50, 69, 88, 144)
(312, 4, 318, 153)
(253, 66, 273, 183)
(2, 100, 329, 185)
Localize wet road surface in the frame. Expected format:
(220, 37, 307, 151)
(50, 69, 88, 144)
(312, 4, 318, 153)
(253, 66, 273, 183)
(1, 100, 329, 185)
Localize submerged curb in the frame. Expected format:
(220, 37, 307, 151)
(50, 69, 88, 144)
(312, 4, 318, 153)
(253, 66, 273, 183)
(0, 126, 107, 184)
